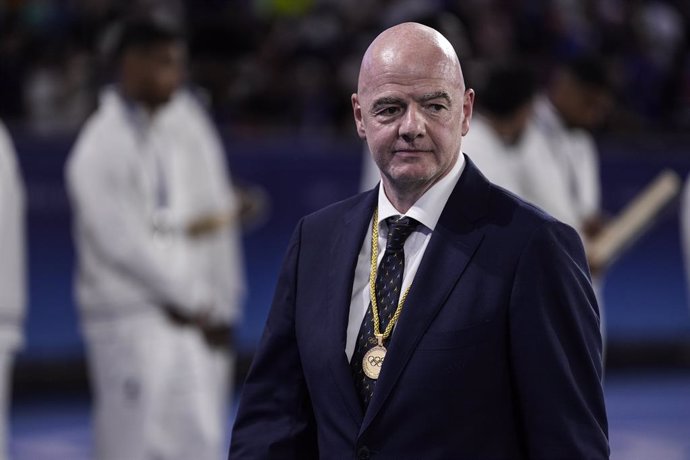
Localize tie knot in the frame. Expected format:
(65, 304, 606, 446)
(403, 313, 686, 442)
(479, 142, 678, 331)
(385, 216, 419, 250)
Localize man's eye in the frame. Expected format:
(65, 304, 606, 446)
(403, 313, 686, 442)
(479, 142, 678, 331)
(428, 104, 445, 112)
(377, 107, 400, 116)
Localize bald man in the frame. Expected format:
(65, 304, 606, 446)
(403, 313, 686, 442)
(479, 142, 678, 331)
(229, 23, 608, 459)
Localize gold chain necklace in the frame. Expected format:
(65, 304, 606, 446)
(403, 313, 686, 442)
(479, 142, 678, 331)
(362, 207, 413, 380)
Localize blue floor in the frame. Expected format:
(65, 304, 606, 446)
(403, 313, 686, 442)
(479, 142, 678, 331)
(10, 370, 690, 459)
(606, 371, 690, 459)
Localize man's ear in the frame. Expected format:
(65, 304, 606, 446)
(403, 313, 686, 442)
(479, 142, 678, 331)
(461, 88, 475, 136)
(352, 93, 366, 140)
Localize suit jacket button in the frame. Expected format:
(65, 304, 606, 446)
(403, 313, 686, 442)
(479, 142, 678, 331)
(357, 446, 370, 459)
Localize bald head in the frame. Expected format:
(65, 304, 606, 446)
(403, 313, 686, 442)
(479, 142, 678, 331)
(358, 22, 465, 95)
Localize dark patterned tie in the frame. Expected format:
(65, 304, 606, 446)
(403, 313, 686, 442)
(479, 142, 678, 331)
(351, 215, 419, 407)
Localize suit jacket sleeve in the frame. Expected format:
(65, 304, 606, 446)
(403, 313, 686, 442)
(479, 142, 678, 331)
(509, 220, 609, 459)
(229, 218, 318, 459)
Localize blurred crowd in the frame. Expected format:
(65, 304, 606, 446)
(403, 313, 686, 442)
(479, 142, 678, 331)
(1, 0, 690, 135)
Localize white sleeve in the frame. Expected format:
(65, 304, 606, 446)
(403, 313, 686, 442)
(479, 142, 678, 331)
(185, 100, 246, 323)
(0, 123, 26, 341)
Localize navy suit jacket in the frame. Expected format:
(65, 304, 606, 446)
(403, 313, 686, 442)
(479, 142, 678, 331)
(230, 157, 609, 459)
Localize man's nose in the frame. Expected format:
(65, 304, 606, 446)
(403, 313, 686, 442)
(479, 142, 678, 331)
(399, 105, 425, 141)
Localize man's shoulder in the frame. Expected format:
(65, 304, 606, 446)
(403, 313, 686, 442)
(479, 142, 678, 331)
(67, 99, 134, 178)
(468, 182, 587, 274)
(485, 179, 574, 237)
(457, 158, 559, 232)
(76, 111, 111, 144)
(299, 189, 376, 234)
(73, 97, 127, 148)
(163, 89, 209, 127)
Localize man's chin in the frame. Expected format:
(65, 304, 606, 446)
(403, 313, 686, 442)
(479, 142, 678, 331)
(384, 171, 433, 191)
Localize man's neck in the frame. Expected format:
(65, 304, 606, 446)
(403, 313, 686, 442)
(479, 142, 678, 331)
(382, 190, 419, 215)
(485, 114, 522, 146)
(119, 85, 161, 116)
(380, 155, 462, 214)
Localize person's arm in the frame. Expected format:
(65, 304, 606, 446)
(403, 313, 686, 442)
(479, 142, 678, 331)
(186, 95, 246, 326)
(509, 220, 609, 459)
(183, 101, 247, 344)
(230, 219, 318, 459)
(66, 137, 208, 317)
(0, 123, 26, 335)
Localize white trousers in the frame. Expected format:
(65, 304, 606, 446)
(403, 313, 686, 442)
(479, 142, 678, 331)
(84, 312, 232, 460)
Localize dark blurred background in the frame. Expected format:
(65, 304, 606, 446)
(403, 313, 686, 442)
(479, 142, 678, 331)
(3, 0, 690, 135)
(2, 0, 690, 458)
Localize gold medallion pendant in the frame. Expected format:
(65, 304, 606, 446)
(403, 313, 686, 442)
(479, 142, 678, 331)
(362, 345, 386, 380)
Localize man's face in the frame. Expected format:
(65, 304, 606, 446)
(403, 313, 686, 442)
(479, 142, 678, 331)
(125, 41, 186, 107)
(559, 75, 612, 130)
(352, 44, 474, 195)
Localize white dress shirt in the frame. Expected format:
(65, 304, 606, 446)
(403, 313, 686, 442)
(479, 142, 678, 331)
(345, 153, 465, 361)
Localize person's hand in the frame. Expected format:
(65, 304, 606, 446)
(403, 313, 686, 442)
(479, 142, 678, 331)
(164, 305, 233, 349)
(235, 184, 270, 230)
(187, 213, 230, 238)
(586, 254, 604, 278)
(164, 305, 205, 327)
(202, 323, 234, 350)
(582, 213, 611, 277)
(582, 215, 607, 240)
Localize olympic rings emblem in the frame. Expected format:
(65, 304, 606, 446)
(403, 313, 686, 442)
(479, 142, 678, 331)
(367, 355, 385, 367)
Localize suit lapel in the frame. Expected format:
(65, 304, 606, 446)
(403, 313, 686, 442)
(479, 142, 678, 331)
(360, 157, 491, 433)
(325, 189, 378, 424)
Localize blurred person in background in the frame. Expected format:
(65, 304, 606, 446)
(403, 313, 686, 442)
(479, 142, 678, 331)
(0, 120, 26, 460)
(532, 55, 614, 348)
(461, 62, 537, 192)
(532, 55, 614, 259)
(65, 17, 245, 460)
(24, 45, 94, 135)
(462, 60, 576, 224)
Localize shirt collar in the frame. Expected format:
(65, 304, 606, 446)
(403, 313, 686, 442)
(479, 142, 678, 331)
(103, 85, 179, 139)
(377, 152, 465, 231)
